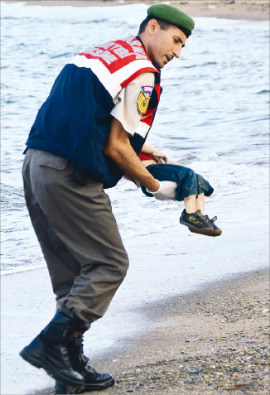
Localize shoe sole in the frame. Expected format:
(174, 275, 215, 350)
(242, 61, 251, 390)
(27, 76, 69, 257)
(19, 348, 84, 387)
(180, 217, 222, 237)
(188, 226, 222, 237)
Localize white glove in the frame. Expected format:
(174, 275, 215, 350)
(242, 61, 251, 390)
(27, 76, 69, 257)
(146, 181, 177, 200)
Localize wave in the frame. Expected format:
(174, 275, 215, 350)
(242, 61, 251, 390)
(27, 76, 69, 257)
(256, 89, 270, 95)
(1, 263, 45, 276)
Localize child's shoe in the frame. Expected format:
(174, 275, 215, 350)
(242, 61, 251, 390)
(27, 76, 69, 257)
(180, 209, 222, 237)
(204, 214, 222, 236)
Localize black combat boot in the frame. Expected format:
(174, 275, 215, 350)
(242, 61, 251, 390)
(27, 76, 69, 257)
(54, 335, 114, 394)
(20, 311, 85, 387)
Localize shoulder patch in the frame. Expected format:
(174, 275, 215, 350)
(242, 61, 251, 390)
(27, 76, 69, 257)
(137, 91, 151, 114)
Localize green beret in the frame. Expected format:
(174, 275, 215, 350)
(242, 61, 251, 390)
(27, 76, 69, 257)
(147, 4, 195, 37)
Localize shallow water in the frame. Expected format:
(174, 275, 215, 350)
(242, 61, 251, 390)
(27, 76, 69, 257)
(1, 2, 269, 276)
(0, 2, 269, 393)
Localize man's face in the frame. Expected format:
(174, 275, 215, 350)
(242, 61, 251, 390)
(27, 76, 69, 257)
(147, 22, 187, 69)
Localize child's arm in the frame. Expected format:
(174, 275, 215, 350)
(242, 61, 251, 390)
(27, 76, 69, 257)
(141, 144, 168, 164)
(141, 144, 180, 165)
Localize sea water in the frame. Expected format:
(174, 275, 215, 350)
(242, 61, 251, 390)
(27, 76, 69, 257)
(1, 1, 269, 275)
(1, 2, 269, 393)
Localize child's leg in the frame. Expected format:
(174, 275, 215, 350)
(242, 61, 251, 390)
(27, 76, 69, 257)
(182, 192, 221, 236)
(184, 193, 205, 214)
(184, 194, 197, 213)
(196, 193, 205, 214)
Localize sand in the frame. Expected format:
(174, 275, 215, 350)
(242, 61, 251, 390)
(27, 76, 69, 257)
(3, 0, 270, 21)
(34, 269, 270, 394)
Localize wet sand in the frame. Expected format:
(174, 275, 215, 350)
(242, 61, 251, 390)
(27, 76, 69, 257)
(35, 269, 270, 394)
(3, 0, 270, 21)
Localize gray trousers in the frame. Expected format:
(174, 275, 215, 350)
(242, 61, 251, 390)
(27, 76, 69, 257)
(22, 149, 129, 327)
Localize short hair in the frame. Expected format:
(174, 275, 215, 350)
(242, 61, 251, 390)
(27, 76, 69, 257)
(138, 14, 172, 34)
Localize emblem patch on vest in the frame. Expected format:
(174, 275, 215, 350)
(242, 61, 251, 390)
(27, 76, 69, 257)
(142, 85, 154, 96)
(137, 91, 151, 115)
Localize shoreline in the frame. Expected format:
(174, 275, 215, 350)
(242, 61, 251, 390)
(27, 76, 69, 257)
(2, 0, 270, 21)
(34, 268, 270, 394)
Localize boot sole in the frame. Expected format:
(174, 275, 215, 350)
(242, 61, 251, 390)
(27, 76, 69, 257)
(55, 384, 85, 394)
(84, 377, 115, 391)
(19, 348, 84, 387)
(55, 378, 114, 394)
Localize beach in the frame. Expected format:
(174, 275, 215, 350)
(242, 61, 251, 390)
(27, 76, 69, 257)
(1, 0, 269, 393)
(3, 0, 270, 21)
(33, 269, 270, 394)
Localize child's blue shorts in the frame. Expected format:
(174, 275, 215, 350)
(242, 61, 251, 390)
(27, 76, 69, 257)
(141, 164, 214, 202)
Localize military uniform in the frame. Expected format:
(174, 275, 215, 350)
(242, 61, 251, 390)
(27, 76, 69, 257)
(20, 4, 195, 390)
(23, 36, 161, 325)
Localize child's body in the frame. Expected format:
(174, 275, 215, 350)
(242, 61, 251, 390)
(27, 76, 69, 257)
(139, 144, 222, 237)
